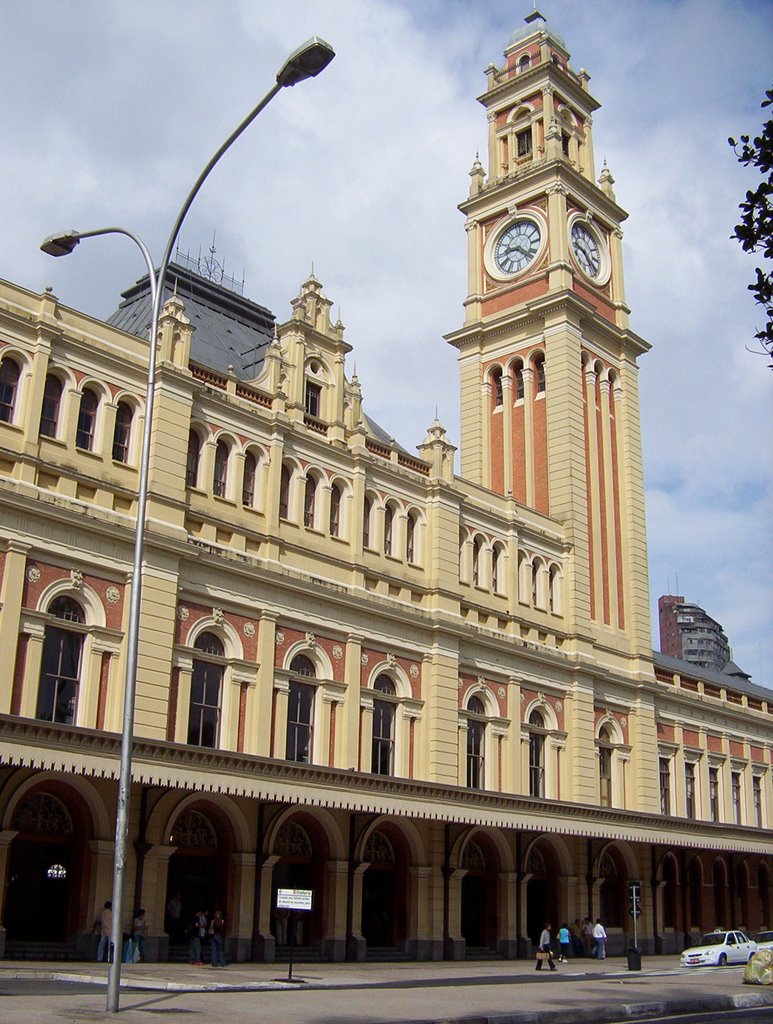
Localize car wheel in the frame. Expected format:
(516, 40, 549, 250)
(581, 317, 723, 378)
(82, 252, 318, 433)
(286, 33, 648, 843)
(718, 953, 727, 966)
(748, 953, 755, 963)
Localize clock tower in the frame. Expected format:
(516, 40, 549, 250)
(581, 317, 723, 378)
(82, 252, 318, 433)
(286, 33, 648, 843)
(446, 10, 651, 653)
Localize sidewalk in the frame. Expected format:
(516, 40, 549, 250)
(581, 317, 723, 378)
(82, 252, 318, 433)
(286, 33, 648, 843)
(0, 954, 771, 1023)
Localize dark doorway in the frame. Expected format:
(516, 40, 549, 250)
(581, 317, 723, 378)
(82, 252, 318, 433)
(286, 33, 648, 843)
(166, 852, 218, 943)
(526, 878, 546, 946)
(362, 868, 395, 946)
(5, 839, 73, 941)
(461, 874, 486, 947)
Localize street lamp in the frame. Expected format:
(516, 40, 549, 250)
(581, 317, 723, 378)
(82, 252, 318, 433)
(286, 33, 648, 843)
(41, 35, 334, 1012)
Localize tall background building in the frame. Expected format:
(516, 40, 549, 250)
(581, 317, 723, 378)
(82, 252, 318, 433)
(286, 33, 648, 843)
(658, 595, 737, 675)
(0, 11, 770, 963)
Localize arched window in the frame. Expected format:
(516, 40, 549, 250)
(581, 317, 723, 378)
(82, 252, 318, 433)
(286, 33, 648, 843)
(472, 536, 482, 586)
(534, 355, 546, 394)
(466, 695, 486, 789)
(286, 654, 315, 763)
(492, 545, 501, 594)
(363, 495, 372, 548)
(40, 374, 63, 438)
(305, 379, 322, 418)
(242, 450, 257, 507)
(112, 401, 133, 463)
(186, 430, 201, 488)
(279, 464, 291, 520)
(531, 561, 539, 605)
(528, 709, 545, 798)
(598, 726, 613, 807)
(36, 596, 86, 725)
(76, 388, 99, 450)
(213, 440, 229, 498)
(329, 482, 342, 537)
(371, 674, 396, 776)
(514, 362, 525, 401)
(491, 368, 503, 408)
(304, 475, 317, 528)
(548, 563, 561, 613)
(0, 357, 20, 423)
(384, 504, 394, 556)
(406, 511, 417, 564)
(518, 53, 530, 72)
(188, 631, 224, 748)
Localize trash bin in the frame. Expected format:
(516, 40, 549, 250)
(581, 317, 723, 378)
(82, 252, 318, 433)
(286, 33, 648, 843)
(626, 947, 641, 971)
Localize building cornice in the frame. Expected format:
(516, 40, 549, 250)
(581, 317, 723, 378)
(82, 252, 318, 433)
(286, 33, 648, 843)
(0, 715, 769, 856)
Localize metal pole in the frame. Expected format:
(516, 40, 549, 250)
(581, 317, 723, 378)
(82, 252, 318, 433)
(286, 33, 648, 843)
(105, 77, 287, 1014)
(288, 910, 296, 983)
(42, 38, 334, 1011)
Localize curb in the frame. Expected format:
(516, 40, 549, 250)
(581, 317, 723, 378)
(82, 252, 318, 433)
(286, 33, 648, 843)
(425, 990, 773, 1024)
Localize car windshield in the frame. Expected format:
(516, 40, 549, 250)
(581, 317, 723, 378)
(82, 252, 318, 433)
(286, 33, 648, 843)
(698, 933, 725, 947)
(756, 931, 773, 942)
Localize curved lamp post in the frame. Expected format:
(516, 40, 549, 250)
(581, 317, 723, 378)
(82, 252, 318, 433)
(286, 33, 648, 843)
(41, 35, 334, 1012)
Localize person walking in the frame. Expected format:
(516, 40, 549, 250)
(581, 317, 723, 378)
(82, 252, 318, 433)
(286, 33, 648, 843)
(535, 922, 557, 971)
(96, 901, 112, 963)
(582, 916, 594, 957)
(132, 909, 147, 963)
(558, 923, 571, 962)
(593, 917, 607, 960)
(571, 918, 583, 958)
(189, 909, 207, 965)
(209, 909, 226, 967)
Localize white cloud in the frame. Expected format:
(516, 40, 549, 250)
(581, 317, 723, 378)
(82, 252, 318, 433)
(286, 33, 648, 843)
(0, 0, 771, 683)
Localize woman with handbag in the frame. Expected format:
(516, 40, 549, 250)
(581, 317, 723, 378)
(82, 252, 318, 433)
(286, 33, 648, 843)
(535, 922, 557, 971)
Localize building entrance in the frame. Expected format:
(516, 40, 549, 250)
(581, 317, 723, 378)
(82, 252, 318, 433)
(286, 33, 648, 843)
(461, 874, 486, 947)
(5, 838, 73, 941)
(362, 867, 395, 947)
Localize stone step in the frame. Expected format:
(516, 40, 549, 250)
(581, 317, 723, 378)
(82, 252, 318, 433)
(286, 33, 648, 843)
(365, 946, 413, 961)
(5, 941, 81, 961)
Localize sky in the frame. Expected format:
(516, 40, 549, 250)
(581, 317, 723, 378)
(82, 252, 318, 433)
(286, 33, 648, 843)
(1, 0, 771, 685)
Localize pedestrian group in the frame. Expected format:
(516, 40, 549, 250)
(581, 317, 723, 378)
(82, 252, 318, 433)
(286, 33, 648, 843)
(535, 917, 608, 970)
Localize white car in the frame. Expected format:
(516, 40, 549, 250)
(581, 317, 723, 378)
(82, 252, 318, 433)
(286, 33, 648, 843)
(680, 930, 757, 967)
(754, 930, 773, 952)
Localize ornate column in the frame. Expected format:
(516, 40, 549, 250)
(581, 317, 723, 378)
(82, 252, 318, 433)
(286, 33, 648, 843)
(172, 652, 193, 743)
(140, 843, 176, 962)
(18, 619, 45, 719)
(324, 859, 349, 961)
(522, 366, 535, 508)
(499, 870, 518, 958)
(230, 851, 256, 962)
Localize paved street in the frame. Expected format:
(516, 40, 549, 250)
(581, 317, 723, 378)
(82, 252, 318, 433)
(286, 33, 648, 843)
(0, 955, 771, 1023)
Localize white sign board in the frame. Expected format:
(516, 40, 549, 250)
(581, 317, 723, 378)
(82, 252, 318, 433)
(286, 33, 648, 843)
(276, 887, 313, 911)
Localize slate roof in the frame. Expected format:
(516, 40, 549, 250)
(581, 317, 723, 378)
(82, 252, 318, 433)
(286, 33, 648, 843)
(108, 262, 275, 380)
(108, 263, 414, 456)
(653, 651, 771, 700)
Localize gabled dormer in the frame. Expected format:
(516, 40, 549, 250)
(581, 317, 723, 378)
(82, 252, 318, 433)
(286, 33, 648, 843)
(274, 273, 351, 443)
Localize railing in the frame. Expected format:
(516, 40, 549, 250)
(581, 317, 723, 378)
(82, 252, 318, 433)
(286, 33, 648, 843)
(190, 364, 228, 390)
(303, 413, 327, 434)
(236, 381, 272, 407)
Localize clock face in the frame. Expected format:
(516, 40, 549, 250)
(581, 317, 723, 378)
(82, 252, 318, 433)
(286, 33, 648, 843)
(571, 222, 601, 278)
(493, 220, 542, 275)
